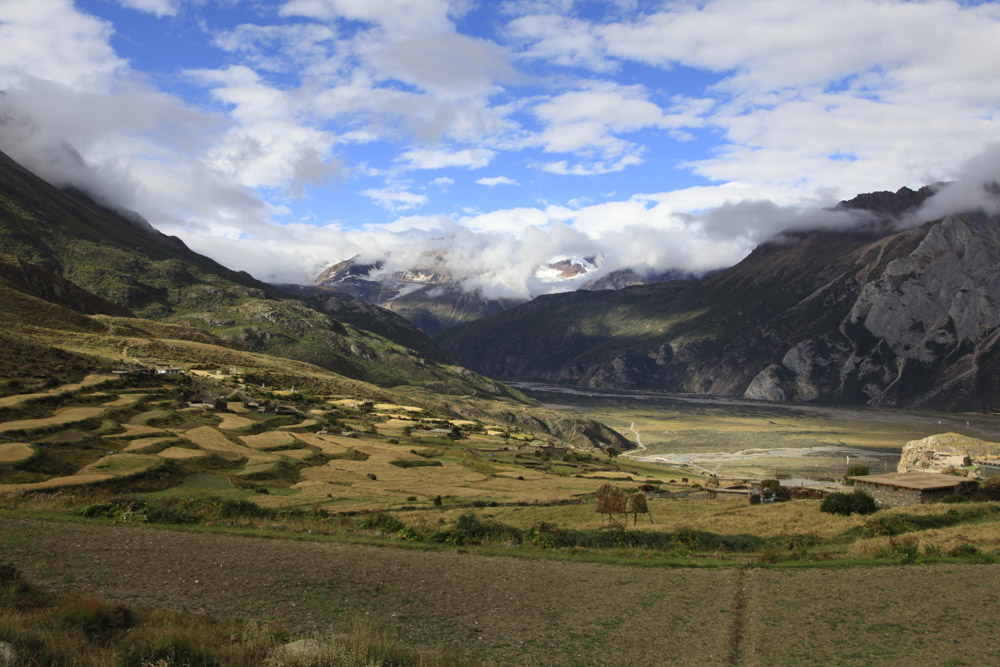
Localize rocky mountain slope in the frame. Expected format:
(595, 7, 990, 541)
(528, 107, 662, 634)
(312, 254, 687, 333)
(313, 255, 523, 334)
(0, 148, 491, 394)
(0, 148, 629, 450)
(440, 187, 1000, 410)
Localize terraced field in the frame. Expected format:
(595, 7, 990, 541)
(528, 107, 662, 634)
(0, 373, 679, 508)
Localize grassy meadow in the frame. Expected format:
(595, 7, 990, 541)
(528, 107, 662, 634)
(5, 356, 1000, 664)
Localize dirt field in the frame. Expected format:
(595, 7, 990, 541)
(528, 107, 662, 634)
(2, 516, 999, 666)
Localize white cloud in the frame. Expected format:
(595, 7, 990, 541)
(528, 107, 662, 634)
(3, 0, 1000, 295)
(280, 0, 454, 32)
(908, 144, 1000, 224)
(213, 22, 342, 76)
(0, 0, 125, 92)
(358, 31, 515, 101)
(115, 0, 181, 18)
(186, 65, 343, 193)
(526, 81, 701, 173)
(538, 154, 643, 176)
(476, 175, 518, 186)
(399, 147, 495, 170)
(506, 13, 612, 71)
(511, 0, 1000, 200)
(361, 185, 429, 211)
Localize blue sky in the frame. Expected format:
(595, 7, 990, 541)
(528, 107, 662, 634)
(1, 0, 1000, 296)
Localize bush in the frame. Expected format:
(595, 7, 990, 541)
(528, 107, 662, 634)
(219, 499, 275, 520)
(81, 499, 197, 525)
(820, 490, 877, 516)
(358, 512, 406, 533)
(389, 459, 442, 469)
(977, 477, 1000, 501)
(844, 464, 870, 485)
(58, 597, 134, 643)
(433, 512, 523, 546)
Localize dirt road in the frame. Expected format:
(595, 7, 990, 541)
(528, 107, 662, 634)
(3, 516, 999, 665)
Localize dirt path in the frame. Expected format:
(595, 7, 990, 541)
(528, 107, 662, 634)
(4, 516, 1000, 665)
(622, 421, 647, 458)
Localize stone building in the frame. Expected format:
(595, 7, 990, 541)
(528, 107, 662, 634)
(850, 472, 975, 507)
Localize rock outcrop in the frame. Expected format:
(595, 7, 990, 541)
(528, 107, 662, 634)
(897, 433, 1000, 475)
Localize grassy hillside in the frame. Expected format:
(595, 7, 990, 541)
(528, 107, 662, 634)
(0, 150, 456, 390)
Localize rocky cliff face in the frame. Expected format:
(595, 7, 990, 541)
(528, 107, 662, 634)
(441, 187, 1000, 410)
(747, 210, 1000, 408)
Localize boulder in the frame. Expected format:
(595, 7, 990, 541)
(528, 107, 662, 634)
(0, 641, 15, 666)
(897, 433, 1000, 475)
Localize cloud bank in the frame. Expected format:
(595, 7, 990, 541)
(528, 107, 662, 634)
(0, 0, 999, 294)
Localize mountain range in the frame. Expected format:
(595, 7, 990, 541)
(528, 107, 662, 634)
(5, 136, 997, 415)
(439, 187, 1000, 411)
(311, 253, 697, 334)
(0, 147, 628, 451)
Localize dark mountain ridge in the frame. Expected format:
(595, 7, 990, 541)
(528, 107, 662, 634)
(0, 146, 632, 451)
(440, 186, 1000, 410)
(0, 147, 472, 391)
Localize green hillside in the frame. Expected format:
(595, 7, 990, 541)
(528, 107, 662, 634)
(0, 150, 479, 395)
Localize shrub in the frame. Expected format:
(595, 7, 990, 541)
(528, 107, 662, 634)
(435, 512, 523, 546)
(821, 492, 852, 515)
(977, 477, 1000, 501)
(359, 512, 406, 533)
(389, 459, 442, 469)
(820, 490, 877, 516)
(80, 498, 198, 524)
(58, 597, 134, 643)
(844, 464, 870, 485)
(219, 499, 275, 520)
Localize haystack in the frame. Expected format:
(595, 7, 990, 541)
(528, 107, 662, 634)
(595, 483, 626, 514)
(624, 490, 647, 515)
(625, 490, 653, 525)
(595, 483, 627, 527)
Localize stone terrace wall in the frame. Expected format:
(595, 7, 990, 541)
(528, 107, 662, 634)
(856, 482, 922, 508)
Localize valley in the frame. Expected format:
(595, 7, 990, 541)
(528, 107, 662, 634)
(3, 145, 1000, 665)
(511, 381, 1000, 479)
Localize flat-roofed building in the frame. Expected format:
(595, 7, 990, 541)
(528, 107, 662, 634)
(850, 472, 975, 508)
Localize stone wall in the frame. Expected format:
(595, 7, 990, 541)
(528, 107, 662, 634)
(856, 480, 974, 508)
(856, 482, 923, 508)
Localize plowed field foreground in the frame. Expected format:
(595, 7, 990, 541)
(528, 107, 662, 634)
(2, 516, 998, 666)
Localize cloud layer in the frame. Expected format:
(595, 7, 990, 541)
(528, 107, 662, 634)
(0, 0, 999, 294)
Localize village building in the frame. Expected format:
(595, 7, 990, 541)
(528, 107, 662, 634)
(850, 472, 975, 507)
(976, 460, 1000, 478)
(112, 365, 153, 376)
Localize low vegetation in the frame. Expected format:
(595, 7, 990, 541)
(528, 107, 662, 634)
(820, 490, 878, 516)
(0, 563, 475, 666)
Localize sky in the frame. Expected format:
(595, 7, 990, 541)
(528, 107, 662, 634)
(1, 0, 1000, 298)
